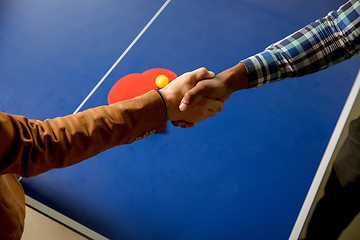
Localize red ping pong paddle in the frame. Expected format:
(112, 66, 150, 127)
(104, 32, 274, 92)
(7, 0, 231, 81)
(107, 68, 177, 105)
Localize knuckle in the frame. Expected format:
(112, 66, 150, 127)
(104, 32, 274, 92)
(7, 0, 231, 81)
(197, 67, 207, 76)
(218, 102, 224, 112)
(199, 67, 207, 72)
(196, 81, 210, 95)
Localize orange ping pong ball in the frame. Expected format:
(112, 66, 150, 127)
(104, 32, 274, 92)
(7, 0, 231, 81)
(155, 75, 169, 88)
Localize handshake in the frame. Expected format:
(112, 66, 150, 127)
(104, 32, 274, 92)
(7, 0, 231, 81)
(159, 64, 248, 128)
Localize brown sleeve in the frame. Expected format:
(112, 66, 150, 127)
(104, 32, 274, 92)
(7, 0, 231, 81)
(0, 90, 167, 178)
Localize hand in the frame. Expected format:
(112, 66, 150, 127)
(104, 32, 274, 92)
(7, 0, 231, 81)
(179, 77, 229, 112)
(179, 62, 249, 112)
(160, 67, 224, 127)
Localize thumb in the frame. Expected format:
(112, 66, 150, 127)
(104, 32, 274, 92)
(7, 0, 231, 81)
(179, 67, 215, 111)
(179, 81, 210, 111)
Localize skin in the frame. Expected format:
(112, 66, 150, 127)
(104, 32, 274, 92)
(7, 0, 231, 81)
(168, 63, 248, 128)
(179, 62, 249, 111)
(160, 67, 225, 127)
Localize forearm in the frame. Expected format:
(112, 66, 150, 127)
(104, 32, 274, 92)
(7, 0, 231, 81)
(242, 0, 360, 88)
(0, 90, 166, 178)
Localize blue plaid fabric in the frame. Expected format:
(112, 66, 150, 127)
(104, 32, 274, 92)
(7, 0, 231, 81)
(242, 0, 360, 88)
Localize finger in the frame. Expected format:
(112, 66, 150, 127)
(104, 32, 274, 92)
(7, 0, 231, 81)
(180, 122, 195, 128)
(171, 120, 186, 127)
(207, 109, 218, 117)
(187, 67, 215, 86)
(180, 81, 223, 111)
(199, 109, 217, 119)
(179, 90, 198, 111)
(179, 82, 209, 111)
(192, 67, 215, 81)
(191, 98, 223, 121)
(204, 97, 224, 113)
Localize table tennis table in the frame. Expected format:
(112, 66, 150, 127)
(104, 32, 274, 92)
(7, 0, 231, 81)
(1, 0, 359, 239)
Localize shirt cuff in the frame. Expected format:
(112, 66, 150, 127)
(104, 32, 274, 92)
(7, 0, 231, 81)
(241, 50, 280, 88)
(138, 90, 167, 133)
(154, 89, 167, 117)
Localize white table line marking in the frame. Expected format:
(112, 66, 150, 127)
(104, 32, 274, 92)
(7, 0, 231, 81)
(18, 0, 172, 183)
(73, 0, 172, 114)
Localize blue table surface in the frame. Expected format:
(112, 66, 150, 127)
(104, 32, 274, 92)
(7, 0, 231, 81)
(1, 0, 359, 239)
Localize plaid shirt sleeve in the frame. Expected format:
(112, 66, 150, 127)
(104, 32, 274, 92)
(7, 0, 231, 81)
(242, 0, 360, 88)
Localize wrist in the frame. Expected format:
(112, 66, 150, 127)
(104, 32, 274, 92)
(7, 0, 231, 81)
(219, 62, 249, 94)
(154, 89, 167, 117)
(159, 87, 177, 121)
